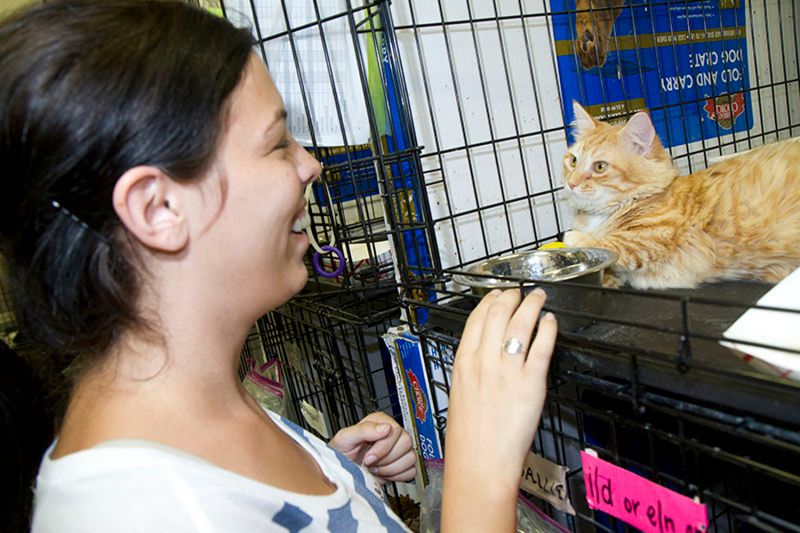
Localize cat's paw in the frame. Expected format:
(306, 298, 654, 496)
(563, 230, 595, 248)
(602, 270, 625, 288)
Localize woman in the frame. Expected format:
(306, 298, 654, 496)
(0, 1, 557, 531)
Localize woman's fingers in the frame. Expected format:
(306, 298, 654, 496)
(456, 289, 501, 357)
(368, 449, 417, 479)
(525, 311, 557, 375)
(478, 289, 522, 356)
(499, 288, 548, 363)
(366, 428, 411, 467)
(376, 464, 417, 483)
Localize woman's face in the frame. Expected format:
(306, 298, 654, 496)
(195, 55, 321, 318)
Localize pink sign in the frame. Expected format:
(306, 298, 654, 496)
(581, 450, 708, 533)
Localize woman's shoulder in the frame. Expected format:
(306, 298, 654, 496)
(36, 438, 230, 489)
(33, 425, 410, 533)
(32, 438, 326, 532)
(32, 439, 226, 532)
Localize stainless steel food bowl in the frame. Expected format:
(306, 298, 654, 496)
(452, 248, 618, 330)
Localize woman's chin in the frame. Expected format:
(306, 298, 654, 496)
(288, 266, 310, 296)
(260, 267, 309, 313)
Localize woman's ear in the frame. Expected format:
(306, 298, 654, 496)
(112, 166, 188, 252)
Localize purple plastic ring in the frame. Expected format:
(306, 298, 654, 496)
(312, 245, 345, 278)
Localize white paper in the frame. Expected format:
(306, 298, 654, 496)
(300, 400, 331, 438)
(520, 451, 575, 515)
(721, 267, 800, 373)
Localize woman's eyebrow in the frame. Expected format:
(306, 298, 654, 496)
(263, 109, 287, 137)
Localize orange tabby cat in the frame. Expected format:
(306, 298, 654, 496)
(562, 102, 800, 289)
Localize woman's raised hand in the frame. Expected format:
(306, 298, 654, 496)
(442, 288, 557, 532)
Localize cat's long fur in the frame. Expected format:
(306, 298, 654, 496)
(562, 102, 800, 289)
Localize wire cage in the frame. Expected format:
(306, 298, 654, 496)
(214, 0, 800, 530)
(381, 0, 800, 530)
(218, 0, 436, 296)
(253, 289, 400, 437)
(247, 288, 423, 526)
(213, 3, 434, 524)
(420, 286, 800, 531)
(387, 0, 798, 274)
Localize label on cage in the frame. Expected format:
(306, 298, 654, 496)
(300, 400, 330, 439)
(520, 452, 575, 515)
(581, 450, 708, 533)
(551, 0, 752, 148)
(284, 341, 305, 376)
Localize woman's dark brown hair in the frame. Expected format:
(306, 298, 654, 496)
(0, 0, 253, 382)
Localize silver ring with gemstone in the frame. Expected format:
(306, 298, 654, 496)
(503, 337, 524, 356)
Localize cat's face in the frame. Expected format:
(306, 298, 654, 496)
(563, 130, 631, 211)
(563, 103, 675, 212)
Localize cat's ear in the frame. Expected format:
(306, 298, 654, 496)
(571, 101, 598, 138)
(622, 111, 657, 156)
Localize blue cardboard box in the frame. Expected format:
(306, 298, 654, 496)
(552, 0, 753, 147)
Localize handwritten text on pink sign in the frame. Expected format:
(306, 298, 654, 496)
(581, 451, 708, 533)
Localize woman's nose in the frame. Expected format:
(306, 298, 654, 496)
(297, 144, 323, 185)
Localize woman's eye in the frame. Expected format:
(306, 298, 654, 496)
(593, 161, 608, 173)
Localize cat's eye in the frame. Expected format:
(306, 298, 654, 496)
(566, 154, 577, 168)
(593, 161, 609, 173)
